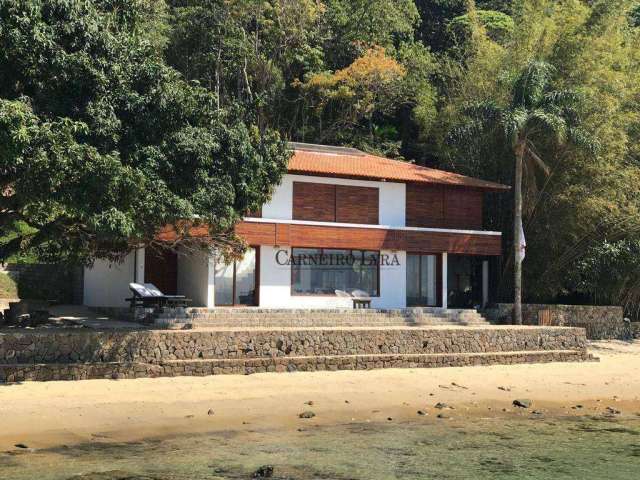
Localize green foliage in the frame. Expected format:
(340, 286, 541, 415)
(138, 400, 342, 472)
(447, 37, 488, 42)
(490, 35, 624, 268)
(570, 239, 640, 317)
(432, 0, 640, 308)
(322, 0, 420, 68)
(0, 0, 289, 264)
(632, 4, 640, 26)
(3, 0, 640, 311)
(0, 272, 18, 299)
(450, 10, 515, 44)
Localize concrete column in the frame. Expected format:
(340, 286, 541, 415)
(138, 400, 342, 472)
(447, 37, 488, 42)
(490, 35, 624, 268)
(441, 252, 448, 309)
(134, 248, 145, 283)
(207, 254, 216, 308)
(482, 260, 489, 308)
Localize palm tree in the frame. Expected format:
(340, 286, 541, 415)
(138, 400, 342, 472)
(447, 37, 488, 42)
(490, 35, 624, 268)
(453, 61, 598, 324)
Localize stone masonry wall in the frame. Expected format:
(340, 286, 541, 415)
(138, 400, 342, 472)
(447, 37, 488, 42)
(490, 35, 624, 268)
(484, 304, 631, 340)
(0, 350, 594, 383)
(0, 327, 587, 365)
(632, 322, 640, 339)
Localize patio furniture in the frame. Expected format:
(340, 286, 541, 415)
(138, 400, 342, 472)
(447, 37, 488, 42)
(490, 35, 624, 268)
(126, 283, 191, 312)
(334, 289, 372, 308)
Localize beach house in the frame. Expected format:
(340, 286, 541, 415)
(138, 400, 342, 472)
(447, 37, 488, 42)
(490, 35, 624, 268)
(83, 143, 508, 311)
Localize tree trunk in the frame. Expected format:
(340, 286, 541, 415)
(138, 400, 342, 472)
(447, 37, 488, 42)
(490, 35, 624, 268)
(513, 138, 525, 325)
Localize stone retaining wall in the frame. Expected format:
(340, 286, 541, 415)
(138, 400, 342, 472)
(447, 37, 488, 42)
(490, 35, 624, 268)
(483, 304, 630, 340)
(0, 350, 595, 383)
(0, 327, 587, 365)
(632, 322, 640, 339)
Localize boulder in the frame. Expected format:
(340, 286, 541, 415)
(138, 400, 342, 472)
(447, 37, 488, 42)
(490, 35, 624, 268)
(513, 399, 533, 408)
(253, 465, 274, 478)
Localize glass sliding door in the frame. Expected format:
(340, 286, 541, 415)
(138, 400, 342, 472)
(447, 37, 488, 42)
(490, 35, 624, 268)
(214, 247, 258, 306)
(406, 254, 437, 306)
(213, 261, 235, 306)
(234, 248, 257, 305)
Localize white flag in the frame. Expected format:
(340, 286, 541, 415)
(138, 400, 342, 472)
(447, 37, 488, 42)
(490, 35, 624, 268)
(517, 223, 526, 262)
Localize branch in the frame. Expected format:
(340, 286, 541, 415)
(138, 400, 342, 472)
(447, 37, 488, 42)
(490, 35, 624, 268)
(525, 142, 551, 176)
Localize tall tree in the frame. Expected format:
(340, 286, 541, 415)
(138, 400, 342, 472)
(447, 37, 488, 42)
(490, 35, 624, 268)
(452, 61, 598, 324)
(0, 0, 289, 263)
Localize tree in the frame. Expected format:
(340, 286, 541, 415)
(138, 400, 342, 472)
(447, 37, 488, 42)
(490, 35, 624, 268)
(570, 239, 640, 318)
(452, 61, 598, 324)
(296, 47, 406, 146)
(165, 0, 326, 132)
(449, 9, 514, 44)
(0, 0, 289, 264)
(322, 0, 420, 68)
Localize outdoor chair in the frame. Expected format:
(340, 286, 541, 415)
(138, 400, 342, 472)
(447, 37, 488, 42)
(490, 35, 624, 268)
(126, 283, 191, 312)
(335, 289, 372, 309)
(350, 289, 372, 309)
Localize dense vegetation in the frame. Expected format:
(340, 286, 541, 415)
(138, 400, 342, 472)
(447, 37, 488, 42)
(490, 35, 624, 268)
(0, 0, 290, 264)
(1, 0, 639, 314)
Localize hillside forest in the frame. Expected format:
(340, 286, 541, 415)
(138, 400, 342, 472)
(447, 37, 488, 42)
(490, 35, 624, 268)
(1, 0, 640, 315)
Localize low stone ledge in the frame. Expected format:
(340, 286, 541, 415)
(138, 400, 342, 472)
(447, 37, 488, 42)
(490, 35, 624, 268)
(0, 349, 596, 382)
(631, 322, 640, 339)
(0, 326, 588, 365)
(484, 304, 628, 340)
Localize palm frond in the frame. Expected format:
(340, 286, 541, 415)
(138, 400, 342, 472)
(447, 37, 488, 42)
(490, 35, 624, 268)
(461, 100, 503, 122)
(568, 126, 601, 154)
(447, 101, 504, 145)
(542, 89, 583, 108)
(528, 109, 567, 143)
(512, 61, 556, 108)
(502, 108, 528, 145)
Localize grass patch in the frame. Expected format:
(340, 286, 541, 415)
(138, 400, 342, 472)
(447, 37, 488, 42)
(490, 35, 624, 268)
(0, 272, 18, 299)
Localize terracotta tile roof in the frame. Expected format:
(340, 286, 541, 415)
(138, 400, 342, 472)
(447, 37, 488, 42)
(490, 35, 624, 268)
(288, 145, 509, 191)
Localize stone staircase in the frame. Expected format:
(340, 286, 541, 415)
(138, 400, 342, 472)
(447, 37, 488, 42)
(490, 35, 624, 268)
(154, 307, 491, 329)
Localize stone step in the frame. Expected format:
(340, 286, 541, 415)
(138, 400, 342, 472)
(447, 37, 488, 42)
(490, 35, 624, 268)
(0, 350, 597, 382)
(163, 307, 492, 329)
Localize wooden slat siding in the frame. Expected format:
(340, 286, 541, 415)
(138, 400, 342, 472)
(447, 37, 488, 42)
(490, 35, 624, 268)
(406, 184, 444, 228)
(443, 187, 483, 229)
(292, 182, 336, 221)
(406, 184, 483, 230)
(405, 231, 501, 255)
(335, 185, 379, 224)
(287, 224, 403, 250)
(235, 221, 501, 255)
(144, 247, 178, 295)
(235, 221, 277, 245)
(275, 223, 290, 245)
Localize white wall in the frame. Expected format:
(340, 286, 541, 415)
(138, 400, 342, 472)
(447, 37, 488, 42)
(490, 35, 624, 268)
(257, 246, 406, 309)
(84, 251, 139, 308)
(373, 250, 406, 309)
(176, 249, 212, 307)
(262, 174, 406, 227)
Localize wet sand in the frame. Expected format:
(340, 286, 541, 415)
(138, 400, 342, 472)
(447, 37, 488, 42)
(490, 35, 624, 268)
(1, 340, 638, 451)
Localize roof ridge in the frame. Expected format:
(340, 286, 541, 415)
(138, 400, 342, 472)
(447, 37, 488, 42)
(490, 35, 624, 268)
(288, 147, 509, 191)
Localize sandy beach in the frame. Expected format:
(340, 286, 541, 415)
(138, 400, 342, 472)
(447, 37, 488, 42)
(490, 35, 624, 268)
(1, 340, 639, 452)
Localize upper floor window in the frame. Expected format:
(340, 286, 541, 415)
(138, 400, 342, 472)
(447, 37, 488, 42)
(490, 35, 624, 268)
(405, 184, 483, 230)
(292, 181, 379, 224)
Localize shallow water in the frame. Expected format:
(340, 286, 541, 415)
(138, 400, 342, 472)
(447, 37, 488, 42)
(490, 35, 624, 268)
(3, 416, 639, 480)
